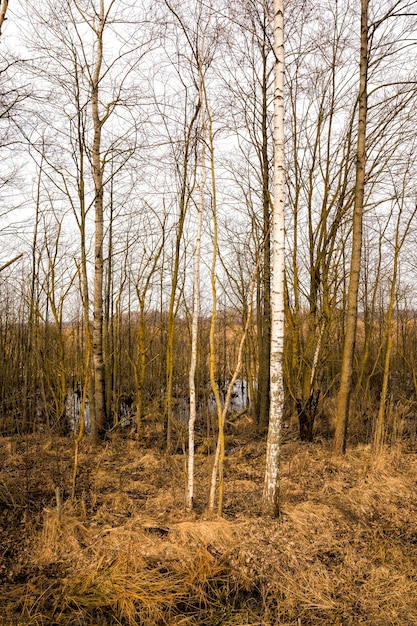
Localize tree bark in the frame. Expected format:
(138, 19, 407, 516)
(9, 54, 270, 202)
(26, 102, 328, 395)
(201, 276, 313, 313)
(262, 0, 285, 518)
(90, 0, 108, 441)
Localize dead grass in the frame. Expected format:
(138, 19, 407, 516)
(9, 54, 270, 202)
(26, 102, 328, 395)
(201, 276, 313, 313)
(0, 434, 416, 625)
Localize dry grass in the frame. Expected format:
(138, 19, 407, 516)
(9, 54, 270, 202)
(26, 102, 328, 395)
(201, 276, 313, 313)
(0, 434, 416, 625)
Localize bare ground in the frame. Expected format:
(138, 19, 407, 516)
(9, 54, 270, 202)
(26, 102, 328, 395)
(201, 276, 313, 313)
(0, 428, 416, 625)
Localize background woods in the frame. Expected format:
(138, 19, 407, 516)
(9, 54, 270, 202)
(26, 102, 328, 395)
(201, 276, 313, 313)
(0, 0, 417, 477)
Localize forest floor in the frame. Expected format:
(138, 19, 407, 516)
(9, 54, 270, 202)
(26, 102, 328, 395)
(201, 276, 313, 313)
(0, 425, 416, 625)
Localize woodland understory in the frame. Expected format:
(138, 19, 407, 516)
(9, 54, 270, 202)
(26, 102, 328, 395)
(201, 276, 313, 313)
(0, 426, 416, 625)
(1, 0, 417, 622)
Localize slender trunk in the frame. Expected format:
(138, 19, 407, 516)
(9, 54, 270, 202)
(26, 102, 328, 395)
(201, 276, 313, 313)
(186, 64, 205, 510)
(133, 234, 164, 434)
(208, 265, 258, 515)
(186, 155, 204, 511)
(133, 300, 146, 434)
(207, 87, 223, 513)
(91, 0, 107, 441)
(257, 21, 272, 431)
(262, 0, 285, 517)
(71, 311, 91, 500)
(72, 266, 92, 499)
(72, 48, 95, 439)
(333, 0, 368, 456)
(104, 177, 114, 425)
(22, 159, 42, 432)
(374, 198, 417, 451)
(373, 278, 396, 453)
(164, 102, 200, 451)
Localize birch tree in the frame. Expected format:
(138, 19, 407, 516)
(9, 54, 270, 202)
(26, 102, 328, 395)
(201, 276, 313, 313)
(186, 51, 206, 512)
(88, 0, 111, 440)
(262, 0, 285, 517)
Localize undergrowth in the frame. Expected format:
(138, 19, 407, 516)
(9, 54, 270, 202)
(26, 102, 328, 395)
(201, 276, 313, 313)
(0, 434, 416, 625)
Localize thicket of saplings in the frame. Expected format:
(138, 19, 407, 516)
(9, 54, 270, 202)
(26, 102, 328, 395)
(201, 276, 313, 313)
(0, 309, 416, 624)
(1, 305, 416, 443)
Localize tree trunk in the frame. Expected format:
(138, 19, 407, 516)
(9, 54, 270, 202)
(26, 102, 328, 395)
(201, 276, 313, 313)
(373, 192, 417, 452)
(164, 101, 200, 452)
(257, 18, 272, 432)
(91, 0, 107, 441)
(262, 0, 285, 518)
(333, 0, 368, 456)
(186, 65, 205, 511)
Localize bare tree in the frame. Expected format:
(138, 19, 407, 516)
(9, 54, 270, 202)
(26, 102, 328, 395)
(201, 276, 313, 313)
(224, 0, 274, 430)
(17, 0, 153, 440)
(373, 167, 417, 451)
(332, 0, 417, 453)
(88, 0, 112, 440)
(333, 0, 368, 455)
(187, 51, 206, 512)
(155, 11, 201, 448)
(262, 0, 285, 517)
(284, 0, 358, 442)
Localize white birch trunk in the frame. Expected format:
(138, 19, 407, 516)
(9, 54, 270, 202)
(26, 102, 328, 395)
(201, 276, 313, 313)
(262, 0, 285, 517)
